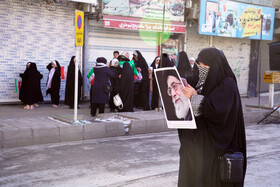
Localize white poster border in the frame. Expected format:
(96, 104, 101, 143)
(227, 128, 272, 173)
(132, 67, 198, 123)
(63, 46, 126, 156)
(154, 67, 197, 129)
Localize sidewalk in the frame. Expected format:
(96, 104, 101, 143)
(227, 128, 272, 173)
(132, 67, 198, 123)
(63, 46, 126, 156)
(0, 95, 279, 148)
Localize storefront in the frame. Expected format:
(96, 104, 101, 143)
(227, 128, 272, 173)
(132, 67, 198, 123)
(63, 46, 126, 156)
(82, 0, 186, 98)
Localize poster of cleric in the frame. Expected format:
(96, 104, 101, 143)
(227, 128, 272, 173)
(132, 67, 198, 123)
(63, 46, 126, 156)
(154, 67, 196, 129)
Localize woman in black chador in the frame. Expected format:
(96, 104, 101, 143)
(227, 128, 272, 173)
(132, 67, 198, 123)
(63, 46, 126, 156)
(150, 56, 160, 110)
(19, 62, 43, 110)
(119, 62, 134, 112)
(46, 60, 61, 107)
(64, 56, 83, 109)
(134, 50, 150, 110)
(177, 51, 199, 88)
(178, 47, 247, 187)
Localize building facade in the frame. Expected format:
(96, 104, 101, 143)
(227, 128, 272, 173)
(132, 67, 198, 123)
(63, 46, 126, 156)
(0, 0, 279, 103)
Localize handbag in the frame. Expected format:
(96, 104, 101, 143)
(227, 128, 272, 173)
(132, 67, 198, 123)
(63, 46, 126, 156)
(218, 152, 244, 183)
(104, 82, 112, 93)
(113, 94, 123, 109)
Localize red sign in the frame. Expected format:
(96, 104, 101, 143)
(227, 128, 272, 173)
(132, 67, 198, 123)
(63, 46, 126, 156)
(103, 15, 186, 33)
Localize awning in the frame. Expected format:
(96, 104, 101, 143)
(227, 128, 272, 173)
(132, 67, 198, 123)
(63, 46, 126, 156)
(103, 15, 186, 34)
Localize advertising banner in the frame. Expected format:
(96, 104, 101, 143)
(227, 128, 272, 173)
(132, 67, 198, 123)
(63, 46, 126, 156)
(199, 0, 275, 40)
(103, 0, 185, 22)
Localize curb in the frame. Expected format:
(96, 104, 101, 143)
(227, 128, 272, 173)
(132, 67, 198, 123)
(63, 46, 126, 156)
(0, 109, 277, 149)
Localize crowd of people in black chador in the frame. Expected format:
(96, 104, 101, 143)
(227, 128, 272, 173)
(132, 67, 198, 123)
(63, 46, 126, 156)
(18, 50, 201, 115)
(18, 50, 197, 113)
(19, 56, 82, 110)
(19, 50, 201, 116)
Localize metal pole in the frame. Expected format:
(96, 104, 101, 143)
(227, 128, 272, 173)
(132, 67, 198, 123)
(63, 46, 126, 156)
(209, 36, 213, 47)
(258, 14, 263, 107)
(74, 49, 79, 122)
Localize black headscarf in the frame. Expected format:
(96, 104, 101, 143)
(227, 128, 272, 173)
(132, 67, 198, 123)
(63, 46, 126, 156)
(177, 51, 191, 76)
(46, 60, 61, 77)
(196, 47, 237, 96)
(161, 53, 174, 68)
(135, 50, 149, 80)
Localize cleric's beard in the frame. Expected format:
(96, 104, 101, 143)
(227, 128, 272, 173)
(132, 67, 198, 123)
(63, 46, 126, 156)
(173, 94, 190, 119)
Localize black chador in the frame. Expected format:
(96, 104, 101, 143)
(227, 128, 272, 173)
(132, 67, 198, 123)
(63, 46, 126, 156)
(46, 60, 61, 106)
(177, 51, 199, 88)
(64, 56, 83, 108)
(134, 50, 150, 111)
(119, 62, 134, 112)
(19, 62, 43, 105)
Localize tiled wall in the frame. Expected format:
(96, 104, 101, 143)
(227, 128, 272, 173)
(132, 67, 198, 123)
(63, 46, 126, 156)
(0, 0, 78, 102)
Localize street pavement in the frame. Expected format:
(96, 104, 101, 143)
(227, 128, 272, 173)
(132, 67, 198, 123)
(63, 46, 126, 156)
(0, 95, 280, 148)
(0, 124, 279, 186)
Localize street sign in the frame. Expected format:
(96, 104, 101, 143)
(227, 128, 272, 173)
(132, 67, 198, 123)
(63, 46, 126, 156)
(75, 10, 84, 46)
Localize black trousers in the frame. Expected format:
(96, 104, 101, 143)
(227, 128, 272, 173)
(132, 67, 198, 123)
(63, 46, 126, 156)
(91, 103, 105, 117)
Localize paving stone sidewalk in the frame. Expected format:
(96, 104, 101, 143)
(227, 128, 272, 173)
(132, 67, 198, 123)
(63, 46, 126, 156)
(0, 95, 279, 148)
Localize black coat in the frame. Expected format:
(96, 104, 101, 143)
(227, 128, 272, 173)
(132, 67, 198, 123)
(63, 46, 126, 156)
(91, 63, 113, 104)
(64, 56, 83, 107)
(19, 62, 43, 105)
